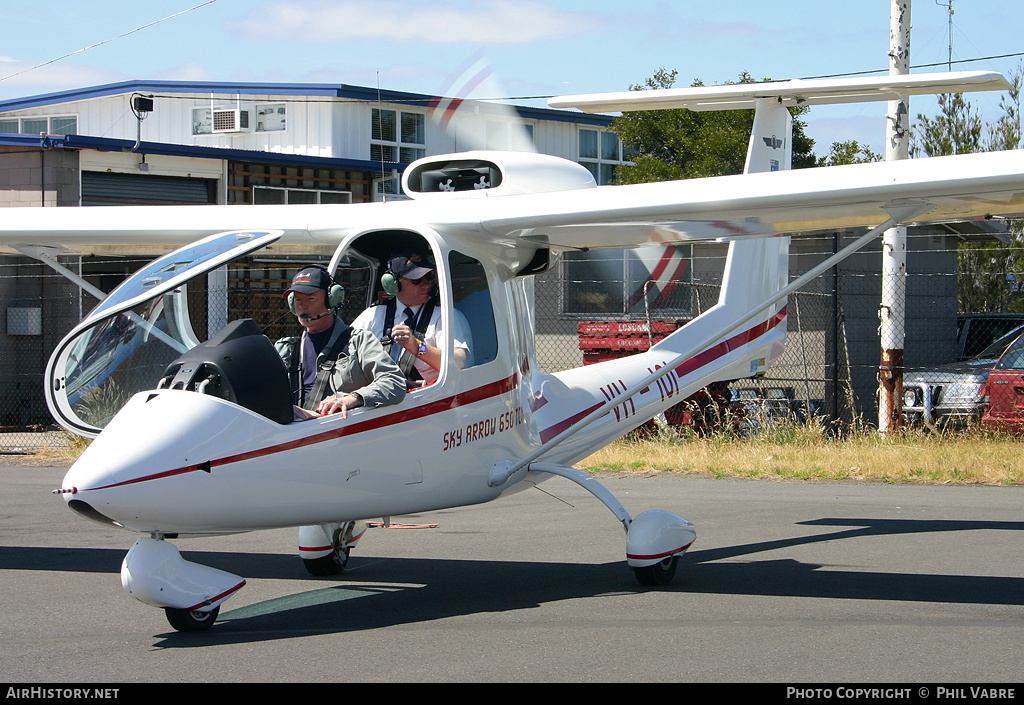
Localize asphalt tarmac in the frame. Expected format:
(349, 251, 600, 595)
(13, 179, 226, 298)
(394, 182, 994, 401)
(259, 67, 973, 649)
(1, 456, 1022, 684)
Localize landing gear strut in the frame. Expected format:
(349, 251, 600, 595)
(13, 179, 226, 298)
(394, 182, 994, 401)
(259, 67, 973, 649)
(303, 525, 350, 576)
(525, 464, 695, 587)
(300, 521, 364, 577)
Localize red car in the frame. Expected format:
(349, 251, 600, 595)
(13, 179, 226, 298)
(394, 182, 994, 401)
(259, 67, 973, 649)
(981, 331, 1024, 433)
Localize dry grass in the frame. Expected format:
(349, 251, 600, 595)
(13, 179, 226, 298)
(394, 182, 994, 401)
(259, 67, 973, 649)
(577, 423, 1024, 485)
(22, 421, 1024, 487)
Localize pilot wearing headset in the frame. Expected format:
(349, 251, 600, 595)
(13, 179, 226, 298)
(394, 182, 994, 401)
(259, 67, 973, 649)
(276, 265, 405, 418)
(351, 250, 469, 385)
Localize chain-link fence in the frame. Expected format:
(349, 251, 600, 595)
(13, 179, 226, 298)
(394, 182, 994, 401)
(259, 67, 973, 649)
(533, 244, 858, 434)
(1, 230, 1021, 449)
(533, 230, 1024, 435)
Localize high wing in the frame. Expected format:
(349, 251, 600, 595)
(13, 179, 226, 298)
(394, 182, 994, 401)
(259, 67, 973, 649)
(1, 149, 1022, 257)
(0, 71, 1022, 257)
(462, 150, 1024, 249)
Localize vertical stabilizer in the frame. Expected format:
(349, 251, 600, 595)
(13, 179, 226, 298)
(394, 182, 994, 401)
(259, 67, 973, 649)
(719, 99, 792, 318)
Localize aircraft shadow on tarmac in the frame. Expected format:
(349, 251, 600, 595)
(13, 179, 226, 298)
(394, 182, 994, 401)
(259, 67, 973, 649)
(2, 516, 1021, 645)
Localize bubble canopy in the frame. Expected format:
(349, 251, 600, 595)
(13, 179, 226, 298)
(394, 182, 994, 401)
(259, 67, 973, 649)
(45, 230, 282, 437)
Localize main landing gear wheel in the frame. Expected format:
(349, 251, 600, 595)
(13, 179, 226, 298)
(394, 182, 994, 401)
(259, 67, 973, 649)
(303, 525, 350, 576)
(633, 556, 679, 587)
(164, 605, 220, 632)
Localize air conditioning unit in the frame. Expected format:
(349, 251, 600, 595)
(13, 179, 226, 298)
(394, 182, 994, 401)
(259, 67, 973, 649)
(211, 108, 252, 133)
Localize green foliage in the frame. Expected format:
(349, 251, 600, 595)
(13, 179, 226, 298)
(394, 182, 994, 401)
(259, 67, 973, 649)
(958, 230, 1024, 313)
(986, 70, 1022, 152)
(610, 68, 817, 184)
(816, 139, 882, 166)
(911, 92, 984, 157)
(911, 64, 1024, 313)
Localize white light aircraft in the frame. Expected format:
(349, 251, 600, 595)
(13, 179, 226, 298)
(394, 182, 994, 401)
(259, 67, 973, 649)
(4, 71, 1023, 632)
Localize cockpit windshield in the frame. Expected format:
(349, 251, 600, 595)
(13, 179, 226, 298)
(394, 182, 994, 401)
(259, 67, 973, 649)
(59, 291, 194, 429)
(47, 230, 282, 437)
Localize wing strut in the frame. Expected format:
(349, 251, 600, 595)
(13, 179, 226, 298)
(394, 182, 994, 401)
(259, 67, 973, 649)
(489, 207, 927, 488)
(15, 244, 107, 301)
(17, 244, 189, 355)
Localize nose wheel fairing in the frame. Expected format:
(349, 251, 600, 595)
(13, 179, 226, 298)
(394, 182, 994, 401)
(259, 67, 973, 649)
(121, 537, 246, 631)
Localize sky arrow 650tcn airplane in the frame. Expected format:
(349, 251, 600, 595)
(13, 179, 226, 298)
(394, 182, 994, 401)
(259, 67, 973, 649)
(3, 70, 1023, 631)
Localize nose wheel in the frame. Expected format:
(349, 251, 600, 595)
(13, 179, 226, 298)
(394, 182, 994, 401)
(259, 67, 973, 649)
(164, 606, 220, 632)
(632, 555, 679, 586)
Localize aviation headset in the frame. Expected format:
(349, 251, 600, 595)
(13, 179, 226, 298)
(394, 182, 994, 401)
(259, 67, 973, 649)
(380, 252, 433, 297)
(286, 265, 345, 313)
(380, 268, 401, 297)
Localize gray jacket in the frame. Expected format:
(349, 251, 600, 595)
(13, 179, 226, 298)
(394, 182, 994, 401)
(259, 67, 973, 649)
(276, 316, 406, 410)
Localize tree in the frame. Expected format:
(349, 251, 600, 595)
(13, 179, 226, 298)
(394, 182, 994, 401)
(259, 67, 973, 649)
(816, 140, 882, 166)
(911, 92, 983, 157)
(913, 66, 1024, 313)
(610, 69, 817, 184)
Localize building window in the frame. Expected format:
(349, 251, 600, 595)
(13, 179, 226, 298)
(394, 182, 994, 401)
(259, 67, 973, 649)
(228, 162, 371, 205)
(371, 108, 425, 163)
(0, 115, 77, 135)
(578, 128, 629, 185)
(255, 104, 286, 132)
(371, 108, 425, 196)
(484, 121, 534, 151)
(253, 186, 352, 204)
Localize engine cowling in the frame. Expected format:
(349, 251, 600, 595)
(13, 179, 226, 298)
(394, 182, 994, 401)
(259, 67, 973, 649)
(402, 150, 596, 200)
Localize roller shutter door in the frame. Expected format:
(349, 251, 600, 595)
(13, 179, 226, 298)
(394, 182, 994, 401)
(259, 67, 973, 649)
(82, 171, 214, 206)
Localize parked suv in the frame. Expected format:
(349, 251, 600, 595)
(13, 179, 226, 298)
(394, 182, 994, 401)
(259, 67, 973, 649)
(902, 325, 1024, 426)
(956, 314, 1024, 360)
(981, 331, 1024, 433)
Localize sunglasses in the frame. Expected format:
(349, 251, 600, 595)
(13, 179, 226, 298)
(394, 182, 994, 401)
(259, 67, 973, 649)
(406, 271, 435, 285)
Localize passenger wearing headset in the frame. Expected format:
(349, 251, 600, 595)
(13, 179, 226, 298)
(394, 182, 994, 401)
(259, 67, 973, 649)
(351, 250, 469, 386)
(276, 265, 405, 418)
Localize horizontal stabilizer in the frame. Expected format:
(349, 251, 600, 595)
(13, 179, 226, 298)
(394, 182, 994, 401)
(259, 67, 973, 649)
(549, 70, 1010, 113)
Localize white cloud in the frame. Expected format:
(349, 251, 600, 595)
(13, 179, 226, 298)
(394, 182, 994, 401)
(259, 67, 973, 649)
(154, 63, 215, 83)
(0, 57, 122, 98)
(226, 0, 600, 45)
(697, 22, 760, 38)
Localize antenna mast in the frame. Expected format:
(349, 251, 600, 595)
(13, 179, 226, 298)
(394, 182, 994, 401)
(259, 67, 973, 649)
(936, 0, 954, 70)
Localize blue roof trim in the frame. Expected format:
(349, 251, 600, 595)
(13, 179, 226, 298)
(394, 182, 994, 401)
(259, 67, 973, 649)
(0, 80, 613, 126)
(514, 105, 612, 126)
(0, 133, 405, 172)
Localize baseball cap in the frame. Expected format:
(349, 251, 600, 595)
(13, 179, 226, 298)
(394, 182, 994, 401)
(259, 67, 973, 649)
(389, 251, 433, 281)
(284, 266, 332, 296)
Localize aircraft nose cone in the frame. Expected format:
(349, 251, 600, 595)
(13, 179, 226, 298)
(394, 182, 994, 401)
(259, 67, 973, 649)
(58, 456, 124, 527)
(62, 455, 116, 494)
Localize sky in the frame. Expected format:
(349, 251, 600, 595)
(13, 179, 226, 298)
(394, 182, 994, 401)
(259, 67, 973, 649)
(2, 0, 1023, 158)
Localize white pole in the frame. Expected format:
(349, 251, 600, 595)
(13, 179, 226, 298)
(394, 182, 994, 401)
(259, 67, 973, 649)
(879, 0, 911, 433)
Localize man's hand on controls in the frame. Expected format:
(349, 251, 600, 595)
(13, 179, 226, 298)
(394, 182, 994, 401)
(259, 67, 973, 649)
(318, 393, 362, 418)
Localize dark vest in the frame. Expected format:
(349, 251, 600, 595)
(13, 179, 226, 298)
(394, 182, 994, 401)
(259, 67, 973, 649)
(379, 296, 437, 380)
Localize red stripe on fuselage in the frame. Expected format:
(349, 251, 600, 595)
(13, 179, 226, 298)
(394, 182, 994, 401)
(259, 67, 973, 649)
(538, 402, 604, 444)
(85, 374, 519, 491)
(537, 308, 786, 442)
(671, 306, 786, 379)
